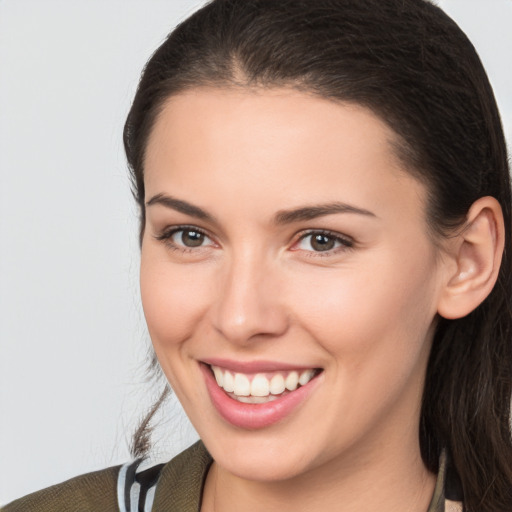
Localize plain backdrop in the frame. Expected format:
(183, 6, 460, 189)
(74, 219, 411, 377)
(0, 0, 511, 505)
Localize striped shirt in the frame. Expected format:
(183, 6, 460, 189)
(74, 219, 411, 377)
(117, 459, 164, 512)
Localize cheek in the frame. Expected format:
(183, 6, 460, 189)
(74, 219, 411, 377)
(287, 248, 439, 374)
(140, 251, 210, 347)
(139, 250, 214, 406)
(284, 252, 439, 442)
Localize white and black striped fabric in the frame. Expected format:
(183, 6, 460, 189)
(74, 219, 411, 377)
(117, 459, 165, 512)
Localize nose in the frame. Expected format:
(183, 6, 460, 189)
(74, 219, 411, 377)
(211, 252, 289, 345)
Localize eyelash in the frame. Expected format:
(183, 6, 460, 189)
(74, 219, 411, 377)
(155, 226, 354, 256)
(155, 225, 214, 253)
(293, 230, 354, 257)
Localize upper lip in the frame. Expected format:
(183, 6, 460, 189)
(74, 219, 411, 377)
(201, 357, 320, 373)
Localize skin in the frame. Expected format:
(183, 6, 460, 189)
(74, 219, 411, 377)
(140, 87, 459, 511)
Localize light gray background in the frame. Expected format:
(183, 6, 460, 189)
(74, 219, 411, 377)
(0, 0, 511, 505)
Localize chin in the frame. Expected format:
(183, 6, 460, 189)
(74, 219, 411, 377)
(201, 427, 324, 483)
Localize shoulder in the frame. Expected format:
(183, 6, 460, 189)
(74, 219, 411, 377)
(151, 441, 212, 511)
(2, 442, 212, 512)
(2, 465, 121, 512)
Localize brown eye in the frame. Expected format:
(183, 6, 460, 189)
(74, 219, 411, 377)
(177, 229, 205, 247)
(156, 226, 215, 251)
(310, 234, 335, 251)
(295, 231, 353, 253)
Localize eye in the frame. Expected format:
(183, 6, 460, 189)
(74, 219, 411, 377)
(294, 231, 353, 253)
(173, 229, 207, 247)
(156, 226, 216, 251)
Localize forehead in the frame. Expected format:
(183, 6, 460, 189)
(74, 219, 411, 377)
(143, 87, 427, 225)
(146, 87, 400, 165)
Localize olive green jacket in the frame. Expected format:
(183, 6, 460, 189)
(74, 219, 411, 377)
(2, 441, 462, 511)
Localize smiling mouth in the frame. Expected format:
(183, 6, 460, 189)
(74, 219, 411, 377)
(208, 365, 323, 404)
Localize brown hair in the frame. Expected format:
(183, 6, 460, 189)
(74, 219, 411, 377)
(124, 1, 512, 509)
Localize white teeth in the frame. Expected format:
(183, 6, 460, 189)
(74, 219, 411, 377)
(210, 365, 317, 398)
(285, 371, 299, 391)
(233, 373, 251, 396)
(235, 395, 279, 404)
(251, 374, 270, 397)
(212, 366, 223, 387)
(299, 369, 314, 386)
(269, 374, 286, 395)
(223, 371, 235, 392)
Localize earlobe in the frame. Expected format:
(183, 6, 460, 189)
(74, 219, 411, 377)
(437, 196, 505, 320)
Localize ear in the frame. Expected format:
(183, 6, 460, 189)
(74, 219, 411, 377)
(437, 196, 505, 320)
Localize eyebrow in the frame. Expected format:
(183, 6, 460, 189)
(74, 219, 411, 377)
(274, 203, 376, 224)
(146, 193, 376, 225)
(146, 193, 216, 222)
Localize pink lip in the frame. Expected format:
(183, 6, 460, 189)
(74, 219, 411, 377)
(200, 363, 322, 430)
(202, 357, 317, 373)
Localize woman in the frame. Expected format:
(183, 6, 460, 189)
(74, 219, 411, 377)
(4, 0, 511, 511)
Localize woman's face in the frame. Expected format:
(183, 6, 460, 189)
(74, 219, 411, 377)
(140, 88, 448, 482)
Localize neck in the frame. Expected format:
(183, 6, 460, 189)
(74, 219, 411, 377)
(202, 434, 436, 512)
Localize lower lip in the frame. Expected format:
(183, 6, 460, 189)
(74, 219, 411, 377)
(200, 363, 321, 430)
